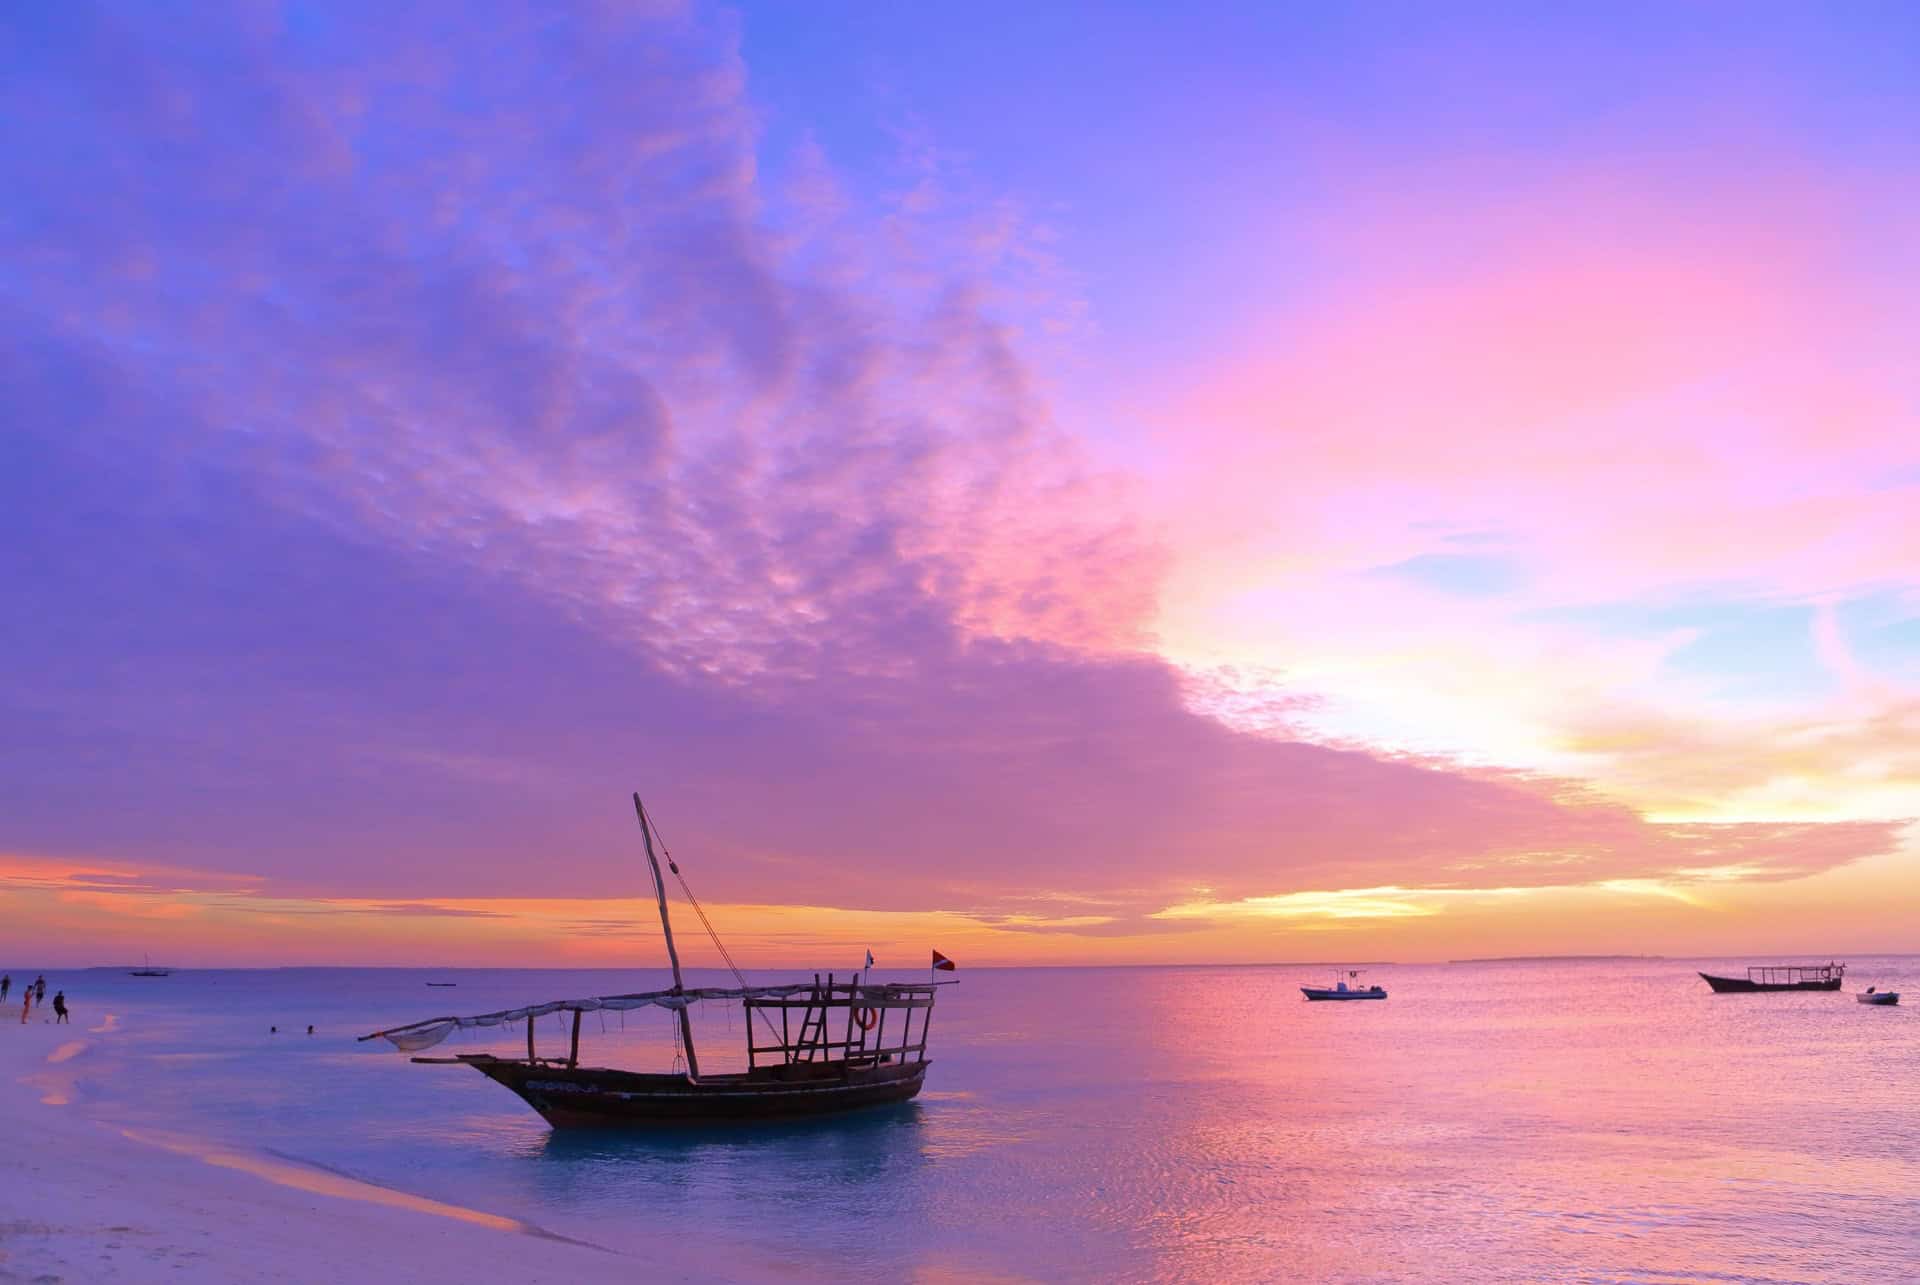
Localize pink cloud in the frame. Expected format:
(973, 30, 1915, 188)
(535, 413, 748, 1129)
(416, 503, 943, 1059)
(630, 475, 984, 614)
(1, 3, 1908, 962)
(1154, 166, 1920, 602)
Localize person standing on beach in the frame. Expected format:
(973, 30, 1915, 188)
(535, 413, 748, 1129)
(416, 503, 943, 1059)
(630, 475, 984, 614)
(34, 975, 45, 1002)
(19, 990, 28, 1023)
(52, 991, 69, 1024)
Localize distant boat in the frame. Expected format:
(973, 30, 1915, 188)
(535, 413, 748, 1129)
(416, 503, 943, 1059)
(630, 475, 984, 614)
(129, 954, 171, 978)
(1699, 962, 1844, 993)
(1857, 988, 1899, 1006)
(1302, 969, 1386, 1001)
(425, 982, 458, 987)
(360, 792, 949, 1128)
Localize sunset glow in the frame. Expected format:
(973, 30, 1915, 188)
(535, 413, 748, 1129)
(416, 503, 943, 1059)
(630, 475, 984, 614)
(3, 1, 1916, 967)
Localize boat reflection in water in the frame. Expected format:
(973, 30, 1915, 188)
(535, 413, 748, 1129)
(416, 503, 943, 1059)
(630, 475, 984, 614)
(361, 793, 952, 1128)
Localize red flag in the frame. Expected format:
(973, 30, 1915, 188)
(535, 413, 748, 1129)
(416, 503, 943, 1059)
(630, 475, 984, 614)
(931, 950, 956, 971)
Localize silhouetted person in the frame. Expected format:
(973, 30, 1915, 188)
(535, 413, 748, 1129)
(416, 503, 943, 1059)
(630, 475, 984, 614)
(270, 1025, 277, 1034)
(19, 992, 28, 1024)
(306, 1025, 314, 1036)
(34, 976, 45, 1002)
(52, 991, 68, 1024)
(0, 974, 9, 1002)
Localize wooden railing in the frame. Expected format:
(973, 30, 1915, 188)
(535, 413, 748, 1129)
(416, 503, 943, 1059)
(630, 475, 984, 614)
(744, 974, 937, 1069)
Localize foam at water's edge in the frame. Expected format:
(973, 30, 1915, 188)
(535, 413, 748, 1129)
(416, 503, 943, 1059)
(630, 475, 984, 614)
(118, 1126, 611, 1252)
(48, 1039, 88, 1064)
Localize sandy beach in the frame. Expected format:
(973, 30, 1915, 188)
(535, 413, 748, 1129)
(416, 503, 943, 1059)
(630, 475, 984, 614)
(0, 1016, 668, 1284)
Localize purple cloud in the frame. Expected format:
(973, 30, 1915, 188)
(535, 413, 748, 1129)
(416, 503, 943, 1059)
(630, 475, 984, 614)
(0, 2, 1904, 946)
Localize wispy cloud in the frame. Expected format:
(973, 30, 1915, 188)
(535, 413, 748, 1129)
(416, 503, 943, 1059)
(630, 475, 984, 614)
(0, 4, 1913, 965)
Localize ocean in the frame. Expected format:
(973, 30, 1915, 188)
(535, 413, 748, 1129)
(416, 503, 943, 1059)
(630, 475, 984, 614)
(18, 958, 1920, 1282)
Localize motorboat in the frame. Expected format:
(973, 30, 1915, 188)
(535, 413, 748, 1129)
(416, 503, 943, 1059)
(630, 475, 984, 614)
(1857, 988, 1899, 1006)
(1301, 969, 1386, 1001)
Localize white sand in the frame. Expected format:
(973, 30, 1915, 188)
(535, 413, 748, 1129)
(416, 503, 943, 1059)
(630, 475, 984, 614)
(0, 1017, 689, 1283)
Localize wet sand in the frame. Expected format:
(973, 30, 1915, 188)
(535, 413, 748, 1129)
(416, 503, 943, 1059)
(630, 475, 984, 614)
(0, 1017, 676, 1283)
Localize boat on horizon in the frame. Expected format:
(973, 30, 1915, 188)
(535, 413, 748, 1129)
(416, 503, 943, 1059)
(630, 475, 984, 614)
(1857, 988, 1899, 1006)
(1698, 962, 1844, 993)
(1301, 969, 1386, 1001)
(362, 793, 950, 1128)
(129, 953, 171, 978)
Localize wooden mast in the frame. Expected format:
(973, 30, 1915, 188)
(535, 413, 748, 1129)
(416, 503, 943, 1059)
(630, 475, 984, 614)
(633, 793, 700, 1080)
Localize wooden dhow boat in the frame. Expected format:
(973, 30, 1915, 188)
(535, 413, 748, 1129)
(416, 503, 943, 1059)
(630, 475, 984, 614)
(361, 795, 949, 1128)
(1698, 962, 1845, 993)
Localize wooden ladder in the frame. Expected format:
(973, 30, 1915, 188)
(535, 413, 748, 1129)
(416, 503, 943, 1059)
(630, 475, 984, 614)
(793, 977, 829, 1061)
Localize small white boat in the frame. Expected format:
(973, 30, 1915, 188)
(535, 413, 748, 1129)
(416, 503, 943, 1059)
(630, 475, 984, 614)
(1301, 969, 1387, 1001)
(1857, 988, 1899, 1006)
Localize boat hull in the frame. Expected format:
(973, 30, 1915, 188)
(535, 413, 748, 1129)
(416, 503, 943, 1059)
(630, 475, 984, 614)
(1857, 992, 1900, 1006)
(1301, 987, 1386, 1001)
(1698, 972, 1842, 993)
(460, 1056, 930, 1128)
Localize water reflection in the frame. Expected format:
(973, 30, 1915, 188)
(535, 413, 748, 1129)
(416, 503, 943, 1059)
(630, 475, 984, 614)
(531, 1100, 930, 1173)
(518, 1102, 945, 1275)
(49, 960, 1920, 1282)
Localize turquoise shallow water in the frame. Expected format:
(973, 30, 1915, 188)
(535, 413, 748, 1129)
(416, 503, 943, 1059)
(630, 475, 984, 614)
(14, 959, 1920, 1282)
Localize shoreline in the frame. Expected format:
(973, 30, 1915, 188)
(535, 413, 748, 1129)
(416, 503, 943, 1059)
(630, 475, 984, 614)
(0, 1018, 686, 1284)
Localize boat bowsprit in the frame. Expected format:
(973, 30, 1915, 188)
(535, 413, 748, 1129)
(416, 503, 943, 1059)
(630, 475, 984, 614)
(1301, 969, 1387, 1001)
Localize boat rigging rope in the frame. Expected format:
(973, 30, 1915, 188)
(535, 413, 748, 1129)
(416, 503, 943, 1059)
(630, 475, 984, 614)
(640, 803, 784, 1045)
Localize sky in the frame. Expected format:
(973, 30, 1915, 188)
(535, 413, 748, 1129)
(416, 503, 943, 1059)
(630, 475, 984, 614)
(2, 1, 1916, 967)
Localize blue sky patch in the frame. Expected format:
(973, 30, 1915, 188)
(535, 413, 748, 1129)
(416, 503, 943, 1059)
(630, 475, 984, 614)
(1369, 553, 1526, 597)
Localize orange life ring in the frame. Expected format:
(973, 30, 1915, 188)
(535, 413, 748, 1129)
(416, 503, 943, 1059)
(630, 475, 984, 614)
(854, 1007, 879, 1031)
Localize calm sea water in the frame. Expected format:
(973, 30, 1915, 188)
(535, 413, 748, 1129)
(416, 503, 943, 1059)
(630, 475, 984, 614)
(20, 959, 1920, 1282)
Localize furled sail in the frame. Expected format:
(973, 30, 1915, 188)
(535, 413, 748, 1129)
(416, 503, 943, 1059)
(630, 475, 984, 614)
(361, 983, 842, 1053)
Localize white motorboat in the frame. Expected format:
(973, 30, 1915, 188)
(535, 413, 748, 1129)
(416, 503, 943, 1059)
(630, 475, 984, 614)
(1301, 969, 1387, 1001)
(1857, 988, 1899, 1006)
